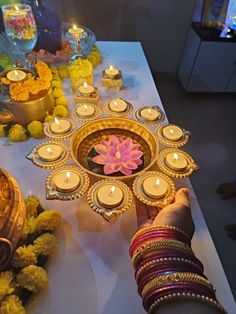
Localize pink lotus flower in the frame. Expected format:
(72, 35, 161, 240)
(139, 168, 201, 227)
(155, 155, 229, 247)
(92, 135, 143, 176)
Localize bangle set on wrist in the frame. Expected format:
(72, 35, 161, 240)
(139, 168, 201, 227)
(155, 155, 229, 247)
(130, 225, 227, 314)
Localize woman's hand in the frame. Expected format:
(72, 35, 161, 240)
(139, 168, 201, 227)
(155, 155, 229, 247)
(135, 188, 195, 238)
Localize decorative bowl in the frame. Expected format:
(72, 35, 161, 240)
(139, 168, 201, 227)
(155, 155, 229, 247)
(70, 118, 159, 182)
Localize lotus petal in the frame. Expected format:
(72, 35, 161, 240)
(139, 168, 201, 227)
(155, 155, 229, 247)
(120, 165, 132, 176)
(130, 150, 143, 160)
(92, 155, 113, 165)
(123, 161, 138, 170)
(94, 144, 108, 155)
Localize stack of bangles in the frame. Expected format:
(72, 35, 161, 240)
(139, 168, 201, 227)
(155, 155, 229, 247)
(129, 225, 227, 314)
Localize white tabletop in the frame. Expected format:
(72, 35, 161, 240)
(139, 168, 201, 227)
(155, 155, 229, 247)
(0, 41, 235, 314)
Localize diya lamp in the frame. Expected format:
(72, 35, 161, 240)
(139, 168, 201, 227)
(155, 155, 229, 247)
(45, 166, 90, 201)
(44, 118, 75, 140)
(7, 69, 26, 82)
(72, 103, 101, 123)
(87, 179, 133, 222)
(103, 98, 133, 117)
(157, 148, 199, 178)
(135, 106, 165, 126)
(102, 65, 123, 89)
(156, 124, 191, 148)
(26, 141, 69, 169)
(74, 81, 99, 105)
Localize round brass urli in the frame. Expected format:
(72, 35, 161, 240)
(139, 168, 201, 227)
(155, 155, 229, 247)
(157, 148, 199, 179)
(102, 99, 133, 117)
(133, 171, 176, 208)
(87, 179, 133, 222)
(26, 141, 70, 169)
(155, 123, 191, 148)
(44, 119, 76, 141)
(45, 165, 90, 201)
(71, 103, 102, 123)
(135, 105, 166, 127)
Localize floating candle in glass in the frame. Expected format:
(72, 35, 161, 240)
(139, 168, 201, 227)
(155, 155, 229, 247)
(8, 4, 27, 16)
(97, 184, 124, 208)
(162, 125, 183, 141)
(165, 152, 188, 171)
(54, 170, 80, 193)
(140, 108, 159, 121)
(7, 69, 26, 82)
(142, 176, 168, 199)
(78, 82, 95, 96)
(76, 104, 95, 117)
(68, 24, 84, 38)
(109, 98, 127, 112)
(50, 118, 71, 134)
(105, 65, 119, 77)
(37, 144, 63, 162)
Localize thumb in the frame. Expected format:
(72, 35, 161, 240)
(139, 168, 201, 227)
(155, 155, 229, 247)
(175, 188, 190, 208)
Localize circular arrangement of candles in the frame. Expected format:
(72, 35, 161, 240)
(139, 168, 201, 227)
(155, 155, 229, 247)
(45, 166, 90, 201)
(140, 108, 159, 121)
(37, 144, 63, 162)
(76, 104, 95, 117)
(109, 98, 128, 113)
(7, 69, 26, 82)
(87, 179, 133, 221)
(50, 118, 72, 134)
(105, 65, 119, 77)
(78, 82, 95, 96)
(157, 149, 199, 178)
(133, 171, 176, 207)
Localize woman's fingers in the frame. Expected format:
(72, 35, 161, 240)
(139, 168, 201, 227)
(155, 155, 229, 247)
(135, 198, 156, 229)
(175, 188, 190, 209)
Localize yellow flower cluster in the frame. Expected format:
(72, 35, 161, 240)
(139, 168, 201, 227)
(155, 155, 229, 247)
(0, 294, 25, 314)
(25, 195, 41, 218)
(8, 125, 27, 142)
(0, 272, 15, 301)
(87, 45, 102, 68)
(27, 121, 45, 139)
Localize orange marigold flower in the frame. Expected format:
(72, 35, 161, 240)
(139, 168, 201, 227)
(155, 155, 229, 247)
(1, 77, 11, 85)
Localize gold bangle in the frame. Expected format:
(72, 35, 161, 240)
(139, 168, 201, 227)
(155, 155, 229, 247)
(132, 239, 193, 267)
(149, 292, 227, 314)
(131, 225, 191, 245)
(136, 257, 203, 281)
(142, 272, 213, 297)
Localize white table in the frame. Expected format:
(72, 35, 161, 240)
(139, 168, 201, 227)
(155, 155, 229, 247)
(0, 42, 235, 314)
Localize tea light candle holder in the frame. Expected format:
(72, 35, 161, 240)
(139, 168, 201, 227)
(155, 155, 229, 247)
(26, 141, 70, 169)
(135, 106, 165, 126)
(72, 103, 101, 123)
(45, 165, 90, 201)
(102, 65, 123, 89)
(103, 98, 133, 117)
(155, 124, 191, 148)
(74, 82, 99, 105)
(87, 179, 133, 222)
(7, 69, 26, 82)
(157, 148, 199, 178)
(44, 118, 75, 140)
(133, 171, 176, 208)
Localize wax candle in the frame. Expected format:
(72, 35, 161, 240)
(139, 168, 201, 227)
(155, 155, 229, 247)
(162, 125, 183, 141)
(54, 171, 80, 193)
(7, 70, 26, 82)
(105, 65, 119, 77)
(142, 176, 168, 199)
(140, 108, 159, 121)
(97, 185, 124, 208)
(78, 82, 95, 96)
(165, 153, 188, 171)
(109, 98, 127, 112)
(68, 24, 84, 37)
(8, 4, 27, 16)
(37, 144, 63, 162)
(50, 118, 72, 134)
(76, 104, 95, 117)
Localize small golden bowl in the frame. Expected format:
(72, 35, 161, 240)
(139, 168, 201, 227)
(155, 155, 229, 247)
(155, 124, 191, 148)
(87, 179, 133, 222)
(103, 99, 133, 118)
(133, 171, 176, 208)
(71, 103, 102, 123)
(157, 148, 199, 178)
(44, 119, 76, 140)
(70, 117, 159, 182)
(45, 165, 90, 201)
(135, 106, 166, 126)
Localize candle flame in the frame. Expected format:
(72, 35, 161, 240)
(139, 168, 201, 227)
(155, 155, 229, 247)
(109, 65, 114, 71)
(73, 24, 77, 30)
(66, 171, 71, 182)
(46, 147, 52, 154)
(54, 117, 60, 125)
(83, 82, 88, 89)
(173, 153, 179, 160)
(155, 178, 160, 185)
(13, 70, 19, 80)
(110, 186, 116, 194)
(170, 129, 174, 134)
(113, 101, 118, 107)
(84, 104, 88, 110)
(14, 4, 19, 10)
(148, 109, 152, 115)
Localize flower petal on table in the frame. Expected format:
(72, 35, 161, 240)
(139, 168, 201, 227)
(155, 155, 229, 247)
(130, 150, 143, 160)
(92, 155, 112, 164)
(94, 144, 108, 155)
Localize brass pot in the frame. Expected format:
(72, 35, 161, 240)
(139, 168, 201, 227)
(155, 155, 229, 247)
(70, 118, 159, 182)
(0, 169, 25, 270)
(0, 69, 55, 126)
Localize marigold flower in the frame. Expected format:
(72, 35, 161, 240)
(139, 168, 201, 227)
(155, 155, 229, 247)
(16, 265, 48, 293)
(0, 271, 15, 301)
(0, 294, 25, 314)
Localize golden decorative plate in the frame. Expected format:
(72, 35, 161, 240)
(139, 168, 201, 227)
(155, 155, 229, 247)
(71, 103, 102, 123)
(135, 106, 166, 126)
(155, 124, 191, 148)
(133, 171, 176, 208)
(102, 99, 133, 117)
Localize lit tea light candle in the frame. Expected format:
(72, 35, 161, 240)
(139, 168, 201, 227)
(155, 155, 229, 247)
(105, 65, 119, 77)
(8, 4, 27, 16)
(37, 144, 63, 162)
(109, 98, 127, 112)
(165, 152, 188, 171)
(162, 125, 183, 141)
(7, 70, 26, 82)
(140, 108, 159, 121)
(68, 24, 84, 37)
(78, 82, 95, 96)
(76, 104, 95, 117)
(54, 170, 80, 193)
(97, 184, 124, 208)
(142, 176, 168, 199)
(50, 118, 72, 134)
